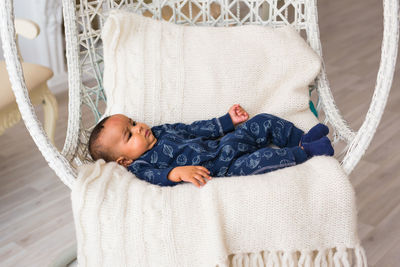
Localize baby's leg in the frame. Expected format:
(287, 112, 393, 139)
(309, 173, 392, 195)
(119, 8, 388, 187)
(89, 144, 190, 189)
(235, 113, 304, 148)
(224, 146, 307, 177)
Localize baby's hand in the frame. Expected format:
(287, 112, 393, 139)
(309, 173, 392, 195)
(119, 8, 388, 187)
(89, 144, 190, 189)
(228, 104, 249, 126)
(168, 166, 212, 188)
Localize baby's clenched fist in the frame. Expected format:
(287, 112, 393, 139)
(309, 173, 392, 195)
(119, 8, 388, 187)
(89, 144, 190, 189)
(228, 104, 249, 126)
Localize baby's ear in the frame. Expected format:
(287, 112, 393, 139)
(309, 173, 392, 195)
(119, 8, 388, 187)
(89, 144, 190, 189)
(116, 157, 133, 167)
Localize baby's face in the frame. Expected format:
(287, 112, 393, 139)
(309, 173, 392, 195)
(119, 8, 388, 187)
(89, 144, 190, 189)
(100, 114, 157, 166)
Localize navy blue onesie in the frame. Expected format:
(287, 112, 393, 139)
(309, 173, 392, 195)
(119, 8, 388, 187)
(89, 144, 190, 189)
(127, 113, 308, 186)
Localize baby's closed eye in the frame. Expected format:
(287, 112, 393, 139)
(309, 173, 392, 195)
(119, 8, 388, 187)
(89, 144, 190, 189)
(128, 119, 136, 139)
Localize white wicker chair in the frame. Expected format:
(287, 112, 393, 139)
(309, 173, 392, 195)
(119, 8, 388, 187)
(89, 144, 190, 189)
(0, 18, 58, 144)
(0, 0, 399, 266)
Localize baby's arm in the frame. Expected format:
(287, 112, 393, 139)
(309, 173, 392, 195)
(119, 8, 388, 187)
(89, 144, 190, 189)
(152, 113, 234, 139)
(168, 166, 212, 188)
(127, 160, 178, 186)
(128, 161, 211, 187)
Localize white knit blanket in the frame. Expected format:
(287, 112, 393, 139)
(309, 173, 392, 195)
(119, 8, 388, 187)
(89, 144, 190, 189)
(73, 158, 366, 266)
(72, 10, 367, 266)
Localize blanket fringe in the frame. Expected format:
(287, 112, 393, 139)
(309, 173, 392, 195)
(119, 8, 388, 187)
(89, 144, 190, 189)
(218, 246, 367, 267)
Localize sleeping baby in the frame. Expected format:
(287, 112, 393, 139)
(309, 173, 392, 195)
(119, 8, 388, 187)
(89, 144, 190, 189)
(88, 104, 334, 188)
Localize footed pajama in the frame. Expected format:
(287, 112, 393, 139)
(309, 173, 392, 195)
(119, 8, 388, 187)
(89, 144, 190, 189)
(128, 113, 307, 186)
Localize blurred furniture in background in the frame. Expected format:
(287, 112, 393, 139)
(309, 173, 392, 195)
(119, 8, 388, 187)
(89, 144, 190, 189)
(0, 18, 58, 144)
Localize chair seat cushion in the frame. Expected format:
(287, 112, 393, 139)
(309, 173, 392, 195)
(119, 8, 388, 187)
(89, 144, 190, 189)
(74, 11, 366, 267)
(0, 61, 53, 109)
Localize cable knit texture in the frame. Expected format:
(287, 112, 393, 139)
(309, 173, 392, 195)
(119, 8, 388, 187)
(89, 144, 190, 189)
(72, 10, 367, 266)
(73, 158, 366, 266)
(101, 10, 321, 130)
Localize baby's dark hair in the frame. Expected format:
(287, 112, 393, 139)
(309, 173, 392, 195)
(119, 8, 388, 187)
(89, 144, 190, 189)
(88, 116, 114, 162)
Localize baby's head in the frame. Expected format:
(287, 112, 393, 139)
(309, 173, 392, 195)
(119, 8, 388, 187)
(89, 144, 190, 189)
(88, 114, 157, 167)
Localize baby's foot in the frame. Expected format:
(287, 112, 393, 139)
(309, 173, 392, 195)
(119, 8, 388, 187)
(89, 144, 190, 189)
(300, 123, 329, 145)
(301, 136, 334, 158)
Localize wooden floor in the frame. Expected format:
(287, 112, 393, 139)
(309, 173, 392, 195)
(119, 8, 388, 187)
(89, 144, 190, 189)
(1, 0, 399, 266)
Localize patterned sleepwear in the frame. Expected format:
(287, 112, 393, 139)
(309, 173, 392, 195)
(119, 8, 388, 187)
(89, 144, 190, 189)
(127, 113, 308, 186)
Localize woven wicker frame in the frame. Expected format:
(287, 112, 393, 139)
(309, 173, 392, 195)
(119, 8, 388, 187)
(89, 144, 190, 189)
(0, 0, 398, 189)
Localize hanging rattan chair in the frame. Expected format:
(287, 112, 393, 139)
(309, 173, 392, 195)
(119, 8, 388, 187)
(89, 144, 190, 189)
(1, 0, 398, 266)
